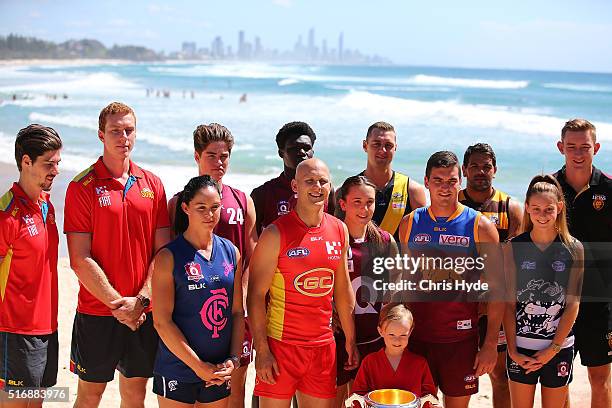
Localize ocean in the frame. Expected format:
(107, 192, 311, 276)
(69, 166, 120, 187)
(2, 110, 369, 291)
(1, 62, 611, 199)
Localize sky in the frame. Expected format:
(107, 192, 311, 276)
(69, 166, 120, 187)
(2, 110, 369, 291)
(1, 0, 612, 72)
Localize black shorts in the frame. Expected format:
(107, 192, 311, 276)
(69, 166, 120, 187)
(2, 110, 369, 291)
(574, 302, 612, 367)
(0, 331, 58, 389)
(70, 312, 158, 383)
(478, 315, 507, 353)
(152, 375, 230, 404)
(506, 346, 574, 388)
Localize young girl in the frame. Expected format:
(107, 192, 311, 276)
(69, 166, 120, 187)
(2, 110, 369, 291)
(334, 176, 396, 405)
(504, 175, 584, 408)
(152, 176, 245, 408)
(351, 304, 440, 407)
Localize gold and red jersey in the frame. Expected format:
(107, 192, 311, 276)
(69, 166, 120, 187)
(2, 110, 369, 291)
(64, 157, 170, 316)
(267, 211, 346, 346)
(0, 183, 58, 335)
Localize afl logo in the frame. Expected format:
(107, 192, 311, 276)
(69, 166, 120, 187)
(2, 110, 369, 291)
(185, 262, 204, 282)
(287, 247, 310, 258)
(200, 288, 229, 339)
(414, 233, 431, 244)
(294, 268, 334, 297)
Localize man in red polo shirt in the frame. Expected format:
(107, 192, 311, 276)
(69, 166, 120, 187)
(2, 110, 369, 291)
(64, 102, 170, 408)
(0, 124, 62, 407)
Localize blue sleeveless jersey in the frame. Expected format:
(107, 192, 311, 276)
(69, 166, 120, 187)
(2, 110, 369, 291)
(401, 204, 482, 342)
(154, 234, 237, 382)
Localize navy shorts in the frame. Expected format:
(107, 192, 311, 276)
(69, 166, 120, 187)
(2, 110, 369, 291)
(0, 331, 58, 389)
(506, 346, 574, 388)
(153, 374, 230, 404)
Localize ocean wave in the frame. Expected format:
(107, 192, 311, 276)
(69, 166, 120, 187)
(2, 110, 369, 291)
(148, 64, 529, 90)
(29, 112, 98, 131)
(278, 78, 300, 86)
(542, 83, 612, 93)
(325, 84, 452, 92)
(410, 75, 528, 89)
(0, 72, 138, 95)
(337, 90, 612, 140)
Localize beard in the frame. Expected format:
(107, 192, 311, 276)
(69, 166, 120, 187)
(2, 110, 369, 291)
(468, 178, 492, 192)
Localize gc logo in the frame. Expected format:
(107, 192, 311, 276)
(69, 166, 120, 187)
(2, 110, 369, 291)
(293, 268, 334, 297)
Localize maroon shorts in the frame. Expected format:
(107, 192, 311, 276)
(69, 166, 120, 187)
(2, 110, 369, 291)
(336, 334, 384, 386)
(409, 336, 479, 397)
(254, 337, 336, 400)
(239, 317, 253, 367)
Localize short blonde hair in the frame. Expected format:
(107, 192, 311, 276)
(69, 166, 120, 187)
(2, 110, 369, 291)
(98, 102, 136, 133)
(378, 303, 413, 329)
(561, 118, 596, 142)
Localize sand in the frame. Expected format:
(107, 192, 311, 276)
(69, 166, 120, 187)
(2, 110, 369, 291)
(0, 164, 594, 407)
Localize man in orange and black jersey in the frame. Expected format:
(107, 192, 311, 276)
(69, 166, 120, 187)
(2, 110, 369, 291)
(459, 143, 522, 408)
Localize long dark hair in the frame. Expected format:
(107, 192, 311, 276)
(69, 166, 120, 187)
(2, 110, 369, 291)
(335, 175, 386, 252)
(174, 175, 221, 235)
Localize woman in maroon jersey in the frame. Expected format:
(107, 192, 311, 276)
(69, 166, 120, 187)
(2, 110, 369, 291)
(333, 175, 398, 407)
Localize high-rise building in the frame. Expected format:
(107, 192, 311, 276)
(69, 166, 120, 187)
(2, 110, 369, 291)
(211, 36, 224, 58)
(255, 36, 262, 58)
(308, 27, 315, 60)
(238, 30, 245, 58)
(338, 32, 344, 62)
(182, 41, 196, 57)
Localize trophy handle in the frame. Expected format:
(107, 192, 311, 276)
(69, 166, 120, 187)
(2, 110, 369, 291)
(345, 393, 366, 407)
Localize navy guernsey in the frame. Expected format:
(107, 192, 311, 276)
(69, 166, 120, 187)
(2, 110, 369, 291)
(154, 234, 237, 382)
(510, 232, 574, 351)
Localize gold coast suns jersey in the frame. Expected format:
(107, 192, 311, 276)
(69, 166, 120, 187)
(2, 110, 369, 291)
(267, 211, 346, 346)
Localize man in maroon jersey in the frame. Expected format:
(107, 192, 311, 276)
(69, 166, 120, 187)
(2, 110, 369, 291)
(168, 123, 257, 408)
(251, 121, 334, 236)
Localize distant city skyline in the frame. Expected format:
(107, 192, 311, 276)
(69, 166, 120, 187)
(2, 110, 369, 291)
(1, 1, 611, 72)
(176, 28, 390, 63)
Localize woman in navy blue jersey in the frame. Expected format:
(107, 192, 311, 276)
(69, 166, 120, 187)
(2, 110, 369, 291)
(152, 175, 244, 408)
(504, 175, 584, 408)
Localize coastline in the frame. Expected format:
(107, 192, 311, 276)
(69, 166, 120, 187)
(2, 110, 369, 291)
(0, 59, 139, 67)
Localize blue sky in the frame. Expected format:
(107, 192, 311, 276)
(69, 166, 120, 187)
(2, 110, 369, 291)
(1, 0, 611, 72)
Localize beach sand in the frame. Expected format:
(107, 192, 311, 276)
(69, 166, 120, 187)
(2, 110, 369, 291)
(0, 163, 593, 407)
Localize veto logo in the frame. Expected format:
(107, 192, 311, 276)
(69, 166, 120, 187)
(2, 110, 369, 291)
(439, 234, 470, 248)
(294, 268, 334, 297)
(185, 262, 204, 282)
(325, 241, 342, 256)
(287, 247, 310, 258)
(200, 288, 229, 338)
(141, 188, 155, 199)
(413, 233, 431, 244)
